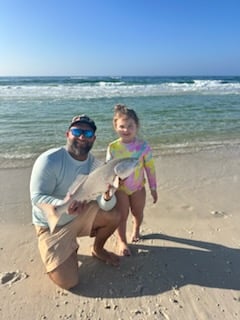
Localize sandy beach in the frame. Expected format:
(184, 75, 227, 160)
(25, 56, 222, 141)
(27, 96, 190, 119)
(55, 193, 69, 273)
(1, 146, 240, 320)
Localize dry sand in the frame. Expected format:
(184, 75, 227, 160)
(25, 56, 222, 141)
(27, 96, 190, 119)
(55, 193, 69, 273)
(1, 146, 240, 319)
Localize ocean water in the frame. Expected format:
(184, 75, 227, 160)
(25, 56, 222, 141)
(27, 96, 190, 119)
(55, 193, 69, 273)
(0, 75, 240, 168)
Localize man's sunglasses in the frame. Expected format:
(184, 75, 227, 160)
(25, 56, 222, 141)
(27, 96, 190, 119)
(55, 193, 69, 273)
(70, 128, 95, 138)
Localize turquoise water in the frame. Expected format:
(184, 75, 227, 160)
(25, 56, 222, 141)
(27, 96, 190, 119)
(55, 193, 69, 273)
(0, 76, 240, 168)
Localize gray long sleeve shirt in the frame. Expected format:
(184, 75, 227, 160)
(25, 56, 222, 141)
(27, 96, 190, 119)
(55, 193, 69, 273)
(30, 147, 101, 227)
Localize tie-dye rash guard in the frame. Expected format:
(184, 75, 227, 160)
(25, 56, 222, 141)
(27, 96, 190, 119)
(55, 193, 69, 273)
(106, 138, 157, 195)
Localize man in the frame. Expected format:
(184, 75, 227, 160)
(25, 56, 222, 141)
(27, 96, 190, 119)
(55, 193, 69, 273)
(30, 115, 120, 289)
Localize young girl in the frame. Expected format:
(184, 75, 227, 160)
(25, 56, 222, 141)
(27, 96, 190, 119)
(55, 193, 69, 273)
(106, 104, 158, 256)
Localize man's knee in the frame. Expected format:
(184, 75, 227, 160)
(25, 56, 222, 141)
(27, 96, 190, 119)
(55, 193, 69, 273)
(107, 207, 121, 226)
(47, 252, 79, 290)
(92, 207, 120, 232)
(48, 270, 79, 290)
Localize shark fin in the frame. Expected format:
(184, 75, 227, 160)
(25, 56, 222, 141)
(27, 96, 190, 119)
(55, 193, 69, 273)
(112, 175, 119, 189)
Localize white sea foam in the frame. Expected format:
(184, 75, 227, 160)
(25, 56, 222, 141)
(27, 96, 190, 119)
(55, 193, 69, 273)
(0, 80, 240, 100)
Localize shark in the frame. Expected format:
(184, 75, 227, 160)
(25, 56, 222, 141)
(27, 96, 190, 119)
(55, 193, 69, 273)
(37, 157, 138, 233)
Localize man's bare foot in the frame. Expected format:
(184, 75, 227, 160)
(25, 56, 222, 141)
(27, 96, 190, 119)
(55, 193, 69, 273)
(92, 248, 120, 266)
(119, 242, 131, 256)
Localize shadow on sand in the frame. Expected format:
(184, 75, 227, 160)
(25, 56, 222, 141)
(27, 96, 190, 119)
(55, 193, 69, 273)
(71, 233, 240, 297)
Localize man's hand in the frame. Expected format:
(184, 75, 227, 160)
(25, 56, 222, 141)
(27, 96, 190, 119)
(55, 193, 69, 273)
(68, 200, 87, 215)
(103, 183, 116, 201)
(103, 187, 112, 201)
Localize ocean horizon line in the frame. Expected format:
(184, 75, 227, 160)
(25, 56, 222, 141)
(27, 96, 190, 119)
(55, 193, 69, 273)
(1, 74, 240, 78)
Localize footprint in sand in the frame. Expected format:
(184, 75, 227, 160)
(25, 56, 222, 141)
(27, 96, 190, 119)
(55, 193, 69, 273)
(0, 271, 28, 286)
(181, 204, 194, 211)
(210, 210, 227, 218)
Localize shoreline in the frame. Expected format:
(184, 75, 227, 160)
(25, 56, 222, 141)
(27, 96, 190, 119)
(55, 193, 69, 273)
(1, 146, 240, 319)
(1, 140, 240, 170)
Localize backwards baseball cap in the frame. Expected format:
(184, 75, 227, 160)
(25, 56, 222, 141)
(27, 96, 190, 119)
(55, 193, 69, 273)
(69, 114, 97, 132)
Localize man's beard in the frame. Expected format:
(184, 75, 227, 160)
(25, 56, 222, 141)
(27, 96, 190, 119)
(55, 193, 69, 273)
(68, 139, 93, 157)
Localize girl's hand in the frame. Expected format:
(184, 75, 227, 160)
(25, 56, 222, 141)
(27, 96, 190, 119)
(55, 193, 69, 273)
(151, 189, 158, 204)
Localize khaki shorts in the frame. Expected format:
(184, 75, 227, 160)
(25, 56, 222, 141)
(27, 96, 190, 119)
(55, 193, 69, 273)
(35, 201, 99, 273)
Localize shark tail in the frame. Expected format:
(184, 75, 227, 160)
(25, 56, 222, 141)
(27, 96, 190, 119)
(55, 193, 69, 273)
(37, 203, 61, 234)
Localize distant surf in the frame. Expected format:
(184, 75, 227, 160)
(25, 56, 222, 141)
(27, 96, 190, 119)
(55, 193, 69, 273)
(0, 76, 240, 168)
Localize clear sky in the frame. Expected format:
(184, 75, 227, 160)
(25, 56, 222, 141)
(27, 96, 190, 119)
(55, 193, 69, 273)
(0, 0, 239, 76)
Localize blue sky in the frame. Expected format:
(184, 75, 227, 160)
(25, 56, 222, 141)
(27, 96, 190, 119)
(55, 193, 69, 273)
(0, 0, 239, 76)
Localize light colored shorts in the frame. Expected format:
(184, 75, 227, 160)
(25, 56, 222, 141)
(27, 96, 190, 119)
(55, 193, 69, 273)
(35, 201, 99, 273)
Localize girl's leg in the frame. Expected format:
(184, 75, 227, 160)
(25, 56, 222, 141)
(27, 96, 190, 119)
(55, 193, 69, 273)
(129, 187, 146, 242)
(115, 190, 131, 256)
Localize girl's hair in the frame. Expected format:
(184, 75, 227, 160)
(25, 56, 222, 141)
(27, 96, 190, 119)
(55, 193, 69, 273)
(113, 104, 139, 128)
